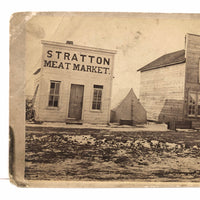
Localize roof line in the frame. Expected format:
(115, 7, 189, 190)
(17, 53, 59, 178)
(33, 68, 41, 75)
(41, 40, 117, 54)
(137, 59, 186, 72)
(137, 49, 185, 72)
(187, 33, 200, 38)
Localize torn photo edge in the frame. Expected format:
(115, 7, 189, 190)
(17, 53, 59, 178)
(9, 12, 200, 187)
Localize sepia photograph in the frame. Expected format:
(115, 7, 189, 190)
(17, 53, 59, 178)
(9, 12, 200, 187)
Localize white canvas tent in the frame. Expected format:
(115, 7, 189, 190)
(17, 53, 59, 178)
(110, 88, 147, 125)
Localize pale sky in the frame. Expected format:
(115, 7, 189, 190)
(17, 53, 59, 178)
(24, 13, 200, 108)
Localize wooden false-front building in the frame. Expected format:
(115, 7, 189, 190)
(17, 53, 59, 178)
(33, 40, 116, 124)
(138, 33, 200, 129)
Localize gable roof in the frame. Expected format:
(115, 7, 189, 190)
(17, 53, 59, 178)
(137, 49, 186, 72)
(33, 68, 41, 75)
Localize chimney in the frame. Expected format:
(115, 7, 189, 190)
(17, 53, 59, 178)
(66, 41, 73, 45)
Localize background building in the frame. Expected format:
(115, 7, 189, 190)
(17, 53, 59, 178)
(33, 40, 116, 124)
(138, 33, 200, 129)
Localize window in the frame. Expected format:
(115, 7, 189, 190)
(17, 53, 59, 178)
(199, 58, 200, 83)
(198, 94, 200, 116)
(188, 93, 196, 116)
(92, 85, 103, 110)
(188, 91, 200, 117)
(48, 81, 60, 107)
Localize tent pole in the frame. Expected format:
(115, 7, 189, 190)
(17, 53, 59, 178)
(131, 99, 134, 126)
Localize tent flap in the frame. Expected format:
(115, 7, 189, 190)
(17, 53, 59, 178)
(110, 89, 147, 124)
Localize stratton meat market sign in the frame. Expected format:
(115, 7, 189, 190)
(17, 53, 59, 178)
(43, 49, 111, 75)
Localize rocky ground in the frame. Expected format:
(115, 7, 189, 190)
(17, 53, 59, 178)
(25, 125, 200, 182)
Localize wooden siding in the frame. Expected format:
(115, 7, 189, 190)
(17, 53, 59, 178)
(184, 34, 200, 121)
(35, 69, 113, 124)
(139, 63, 185, 122)
(35, 42, 115, 124)
(33, 72, 41, 118)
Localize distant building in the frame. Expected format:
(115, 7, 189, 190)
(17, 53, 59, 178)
(137, 33, 200, 129)
(33, 40, 116, 124)
(110, 88, 147, 125)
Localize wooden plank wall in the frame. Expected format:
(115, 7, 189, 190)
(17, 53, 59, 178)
(35, 43, 115, 124)
(139, 63, 185, 122)
(184, 34, 200, 122)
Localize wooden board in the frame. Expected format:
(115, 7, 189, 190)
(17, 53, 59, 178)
(68, 84, 84, 120)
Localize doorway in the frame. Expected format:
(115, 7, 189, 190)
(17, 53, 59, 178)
(68, 84, 84, 120)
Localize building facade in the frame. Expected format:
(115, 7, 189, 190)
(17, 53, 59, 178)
(138, 33, 200, 128)
(33, 40, 116, 124)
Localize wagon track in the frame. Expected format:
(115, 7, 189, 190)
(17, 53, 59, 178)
(25, 126, 200, 182)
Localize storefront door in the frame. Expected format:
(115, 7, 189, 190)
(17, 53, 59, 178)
(68, 84, 84, 120)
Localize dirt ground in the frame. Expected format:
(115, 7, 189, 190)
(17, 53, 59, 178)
(25, 124, 200, 182)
